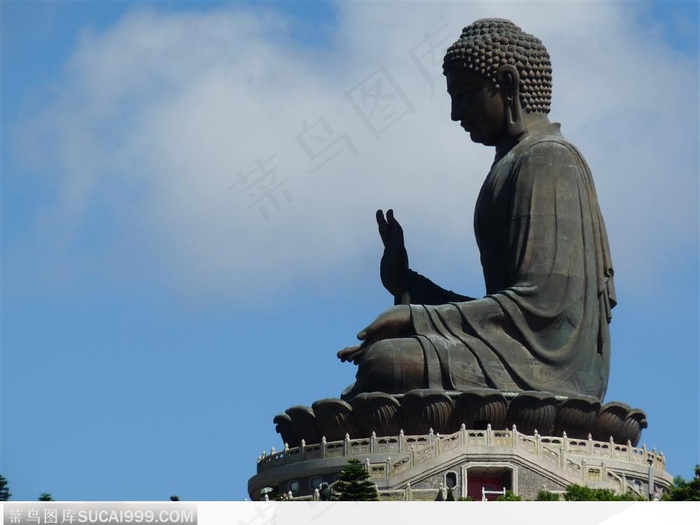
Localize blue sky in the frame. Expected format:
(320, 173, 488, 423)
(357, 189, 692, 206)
(2, 0, 698, 501)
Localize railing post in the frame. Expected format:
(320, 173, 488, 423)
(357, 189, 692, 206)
(511, 424, 517, 447)
(300, 439, 306, 460)
(405, 483, 413, 502)
(429, 428, 434, 445)
(627, 440, 632, 463)
(487, 424, 492, 446)
(371, 431, 377, 454)
(460, 423, 466, 447)
(581, 458, 587, 482)
(534, 430, 540, 456)
(559, 432, 567, 468)
(587, 433, 593, 456)
(399, 429, 405, 452)
(386, 457, 391, 479)
(560, 445, 565, 469)
(344, 433, 350, 456)
(321, 436, 327, 459)
(609, 436, 615, 458)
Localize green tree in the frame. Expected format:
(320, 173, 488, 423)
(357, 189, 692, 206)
(563, 484, 644, 501)
(496, 490, 522, 501)
(332, 459, 379, 501)
(446, 487, 455, 501)
(0, 475, 11, 501)
(663, 465, 700, 501)
(38, 493, 54, 501)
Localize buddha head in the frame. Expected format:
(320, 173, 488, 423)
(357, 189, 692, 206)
(443, 19, 553, 145)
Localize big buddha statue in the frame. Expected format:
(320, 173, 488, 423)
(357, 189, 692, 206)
(338, 18, 616, 403)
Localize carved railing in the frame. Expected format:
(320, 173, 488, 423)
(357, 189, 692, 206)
(289, 485, 455, 502)
(256, 425, 666, 481)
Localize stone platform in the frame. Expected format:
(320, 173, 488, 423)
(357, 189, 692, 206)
(248, 425, 672, 501)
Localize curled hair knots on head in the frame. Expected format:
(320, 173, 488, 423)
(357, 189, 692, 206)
(443, 19, 553, 114)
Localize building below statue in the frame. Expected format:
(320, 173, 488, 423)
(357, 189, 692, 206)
(248, 423, 672, 501)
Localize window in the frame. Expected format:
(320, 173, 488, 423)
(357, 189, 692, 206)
(288, 480, 300, 493)
(446, 472, 457, 489)
(310, 477, 323, 490)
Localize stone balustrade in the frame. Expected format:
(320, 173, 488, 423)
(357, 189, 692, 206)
(256, 424, 666, 479)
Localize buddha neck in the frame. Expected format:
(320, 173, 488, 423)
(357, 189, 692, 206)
(495, 112, 553, 161)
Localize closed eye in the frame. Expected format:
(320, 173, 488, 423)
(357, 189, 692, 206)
(449, 83, 481, 100)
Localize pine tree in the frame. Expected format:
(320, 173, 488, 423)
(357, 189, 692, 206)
(0, 475, 10, 501)
(332, 459, 379, 501)
(38, 493, 54, 501)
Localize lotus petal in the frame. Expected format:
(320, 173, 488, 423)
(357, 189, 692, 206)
(312, 398, 356, 441)
(350, 392, 401, 437)
(285, 405, 322, 445)
(592, 401, 630, 443)
(273, 413, 299, 447)
(401, 390, 455, 434)
(505, 391, 558, 435)
(618, 408, 648, 447)
(554, 395, 601, 438)
(454, 389, 508, 430)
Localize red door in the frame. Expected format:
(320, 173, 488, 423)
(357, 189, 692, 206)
(467, 475, 502, 501)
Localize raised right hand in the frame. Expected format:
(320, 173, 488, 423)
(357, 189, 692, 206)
(377, 209, 409, 298)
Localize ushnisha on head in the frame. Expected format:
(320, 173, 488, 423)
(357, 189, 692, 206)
(443, 18, 552, 115)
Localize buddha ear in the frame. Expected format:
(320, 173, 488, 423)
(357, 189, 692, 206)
(497, 64, 525, 137)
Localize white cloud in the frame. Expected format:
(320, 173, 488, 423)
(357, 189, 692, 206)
(14, 2, 699, 300)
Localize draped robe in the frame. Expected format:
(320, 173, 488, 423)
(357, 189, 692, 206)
(362, 123, 616, 401)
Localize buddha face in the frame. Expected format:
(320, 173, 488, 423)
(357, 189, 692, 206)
(446, 67, 507, 147)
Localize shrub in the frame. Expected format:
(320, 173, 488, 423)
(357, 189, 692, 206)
(496, 490, 522, 501)
(536, 489, 561, 501)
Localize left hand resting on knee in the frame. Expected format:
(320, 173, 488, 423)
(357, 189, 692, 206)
(337, 305, 413, 364)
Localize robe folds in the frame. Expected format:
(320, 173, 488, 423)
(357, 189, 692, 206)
(407, 123, 615, 400)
